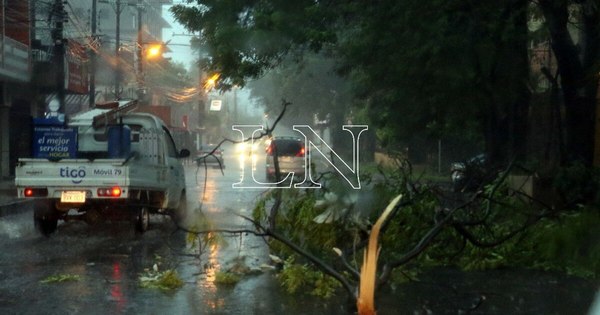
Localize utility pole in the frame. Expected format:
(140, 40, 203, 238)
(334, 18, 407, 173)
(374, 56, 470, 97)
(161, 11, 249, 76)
(88, 0, 97, 108)
(101, 0, 149, 101)
(52, 0, 66, 113)
(115, 0, 121, 99)
(29, 0, 36, 50)
(136, 0, 144, 103)
(98, 0, 124, 99)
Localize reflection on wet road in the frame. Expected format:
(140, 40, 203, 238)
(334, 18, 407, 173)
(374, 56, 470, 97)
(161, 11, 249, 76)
(0, 143, 341, 315)
(0, 142, 598, 314)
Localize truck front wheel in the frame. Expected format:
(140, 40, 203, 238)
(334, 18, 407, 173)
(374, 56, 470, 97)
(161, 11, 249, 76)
(34, 202, 58, 236)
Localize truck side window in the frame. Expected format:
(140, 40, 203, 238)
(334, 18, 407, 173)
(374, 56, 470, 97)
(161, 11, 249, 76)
(93, 124, 142, 142)
(163, 126, 178, 158)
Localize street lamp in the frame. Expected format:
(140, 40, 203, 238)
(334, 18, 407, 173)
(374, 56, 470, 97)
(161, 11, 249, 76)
(146, 44, 162, 59)
(204, 73, 220, 91)
(136, 42, 165, 103)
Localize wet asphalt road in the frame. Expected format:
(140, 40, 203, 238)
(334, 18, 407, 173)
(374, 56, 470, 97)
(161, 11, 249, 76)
(0, 143, 344, 315)
(1, 141, 599, 314)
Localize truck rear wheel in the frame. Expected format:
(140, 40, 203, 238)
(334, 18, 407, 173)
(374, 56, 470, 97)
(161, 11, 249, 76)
(85, 208, 103, 225)
(34, 202, 58, 236)
(136, 205, 149, 233)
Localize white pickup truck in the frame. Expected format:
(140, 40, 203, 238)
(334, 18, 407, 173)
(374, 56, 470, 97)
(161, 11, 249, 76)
(15, 100, 190, 235)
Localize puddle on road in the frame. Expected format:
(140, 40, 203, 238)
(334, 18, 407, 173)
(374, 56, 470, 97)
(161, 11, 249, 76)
(3, 229, 597, 315)
(0, 217, 27, 239)
(0, 211, 36, 240)
(2, 196, 597, 314)
(376, 267, 598, 315)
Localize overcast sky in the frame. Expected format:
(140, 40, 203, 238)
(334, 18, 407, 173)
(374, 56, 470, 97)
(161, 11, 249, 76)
(161, 4, 195, 69)
(159, 4, 262, 118)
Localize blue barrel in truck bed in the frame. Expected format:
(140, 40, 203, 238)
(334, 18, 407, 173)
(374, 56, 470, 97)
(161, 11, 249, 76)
(107, 124, 131, 158)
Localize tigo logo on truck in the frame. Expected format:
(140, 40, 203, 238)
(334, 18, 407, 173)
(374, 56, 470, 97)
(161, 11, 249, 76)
(60, 166, 86, 184)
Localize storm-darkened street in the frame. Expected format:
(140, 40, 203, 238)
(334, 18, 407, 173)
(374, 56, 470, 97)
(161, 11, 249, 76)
(1, 144, 598, 315)
(0, 144, 343, 314)
(2, 1, 600, 313)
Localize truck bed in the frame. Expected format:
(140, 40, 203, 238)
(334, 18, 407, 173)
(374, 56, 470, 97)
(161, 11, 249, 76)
(15, 157, 169, 200)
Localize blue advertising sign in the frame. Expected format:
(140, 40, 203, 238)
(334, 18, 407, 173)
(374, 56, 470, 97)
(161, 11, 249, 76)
(33, 126, 77, 159)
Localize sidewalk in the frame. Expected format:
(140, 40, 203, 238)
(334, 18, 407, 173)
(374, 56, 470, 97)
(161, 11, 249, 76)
(0, 177, 18, 204)
(0, 177, 31, 215)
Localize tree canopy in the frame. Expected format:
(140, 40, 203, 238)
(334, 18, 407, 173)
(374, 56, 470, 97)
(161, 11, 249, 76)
(171, 0, 600, 167)
(171, 0, 337, 89)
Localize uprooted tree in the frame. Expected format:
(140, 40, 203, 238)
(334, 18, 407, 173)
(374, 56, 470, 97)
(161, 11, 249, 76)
(173, 102, 572, 314)
(168, 1, 600, 312)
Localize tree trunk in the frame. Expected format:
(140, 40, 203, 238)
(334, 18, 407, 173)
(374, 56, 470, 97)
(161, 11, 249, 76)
(483, 0, 530, 166)
(507, 1, 531, 161)
(539, 0, 600, 165)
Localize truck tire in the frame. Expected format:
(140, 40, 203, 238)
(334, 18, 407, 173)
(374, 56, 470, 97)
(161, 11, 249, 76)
(136, 205, 149, 233)
(171, 191, 187, 226)
(34, 202, 58, 236)
(85, 208, 103, 225)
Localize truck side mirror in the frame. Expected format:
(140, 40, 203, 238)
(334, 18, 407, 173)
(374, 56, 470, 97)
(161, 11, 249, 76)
(179, 149, 191, 158)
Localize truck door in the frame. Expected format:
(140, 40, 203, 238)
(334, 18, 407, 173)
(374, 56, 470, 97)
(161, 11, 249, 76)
(163, 126, 185, 209)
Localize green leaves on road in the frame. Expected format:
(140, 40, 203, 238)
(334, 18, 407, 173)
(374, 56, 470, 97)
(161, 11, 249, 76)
(40, 274, 81, 284)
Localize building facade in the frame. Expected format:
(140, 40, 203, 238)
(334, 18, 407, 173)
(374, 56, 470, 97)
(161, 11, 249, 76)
(32, 0, 171, 113)
(0, 0, 175, 177)
(0, 1, 32, 177)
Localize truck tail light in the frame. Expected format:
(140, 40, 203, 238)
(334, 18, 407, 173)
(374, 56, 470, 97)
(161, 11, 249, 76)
(98, 186, 122, 197)
(23, 187, 48, 197)
(296, 147, 305, 157)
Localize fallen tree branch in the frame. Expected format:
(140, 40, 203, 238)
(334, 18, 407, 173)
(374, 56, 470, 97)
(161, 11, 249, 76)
(378, 192, 482, 285)
(334, 248, 361, 280)
(267, 228, 356, 297)
(452, 208, 549, 248)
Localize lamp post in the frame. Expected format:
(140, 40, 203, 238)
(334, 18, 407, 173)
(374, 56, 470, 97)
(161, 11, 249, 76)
(136, 0, 145, 103)
(89, 0, 97, 108)
(114, 0, 122, 99)
(134, 42, 164, 104)
(99, 0, 124, 99)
